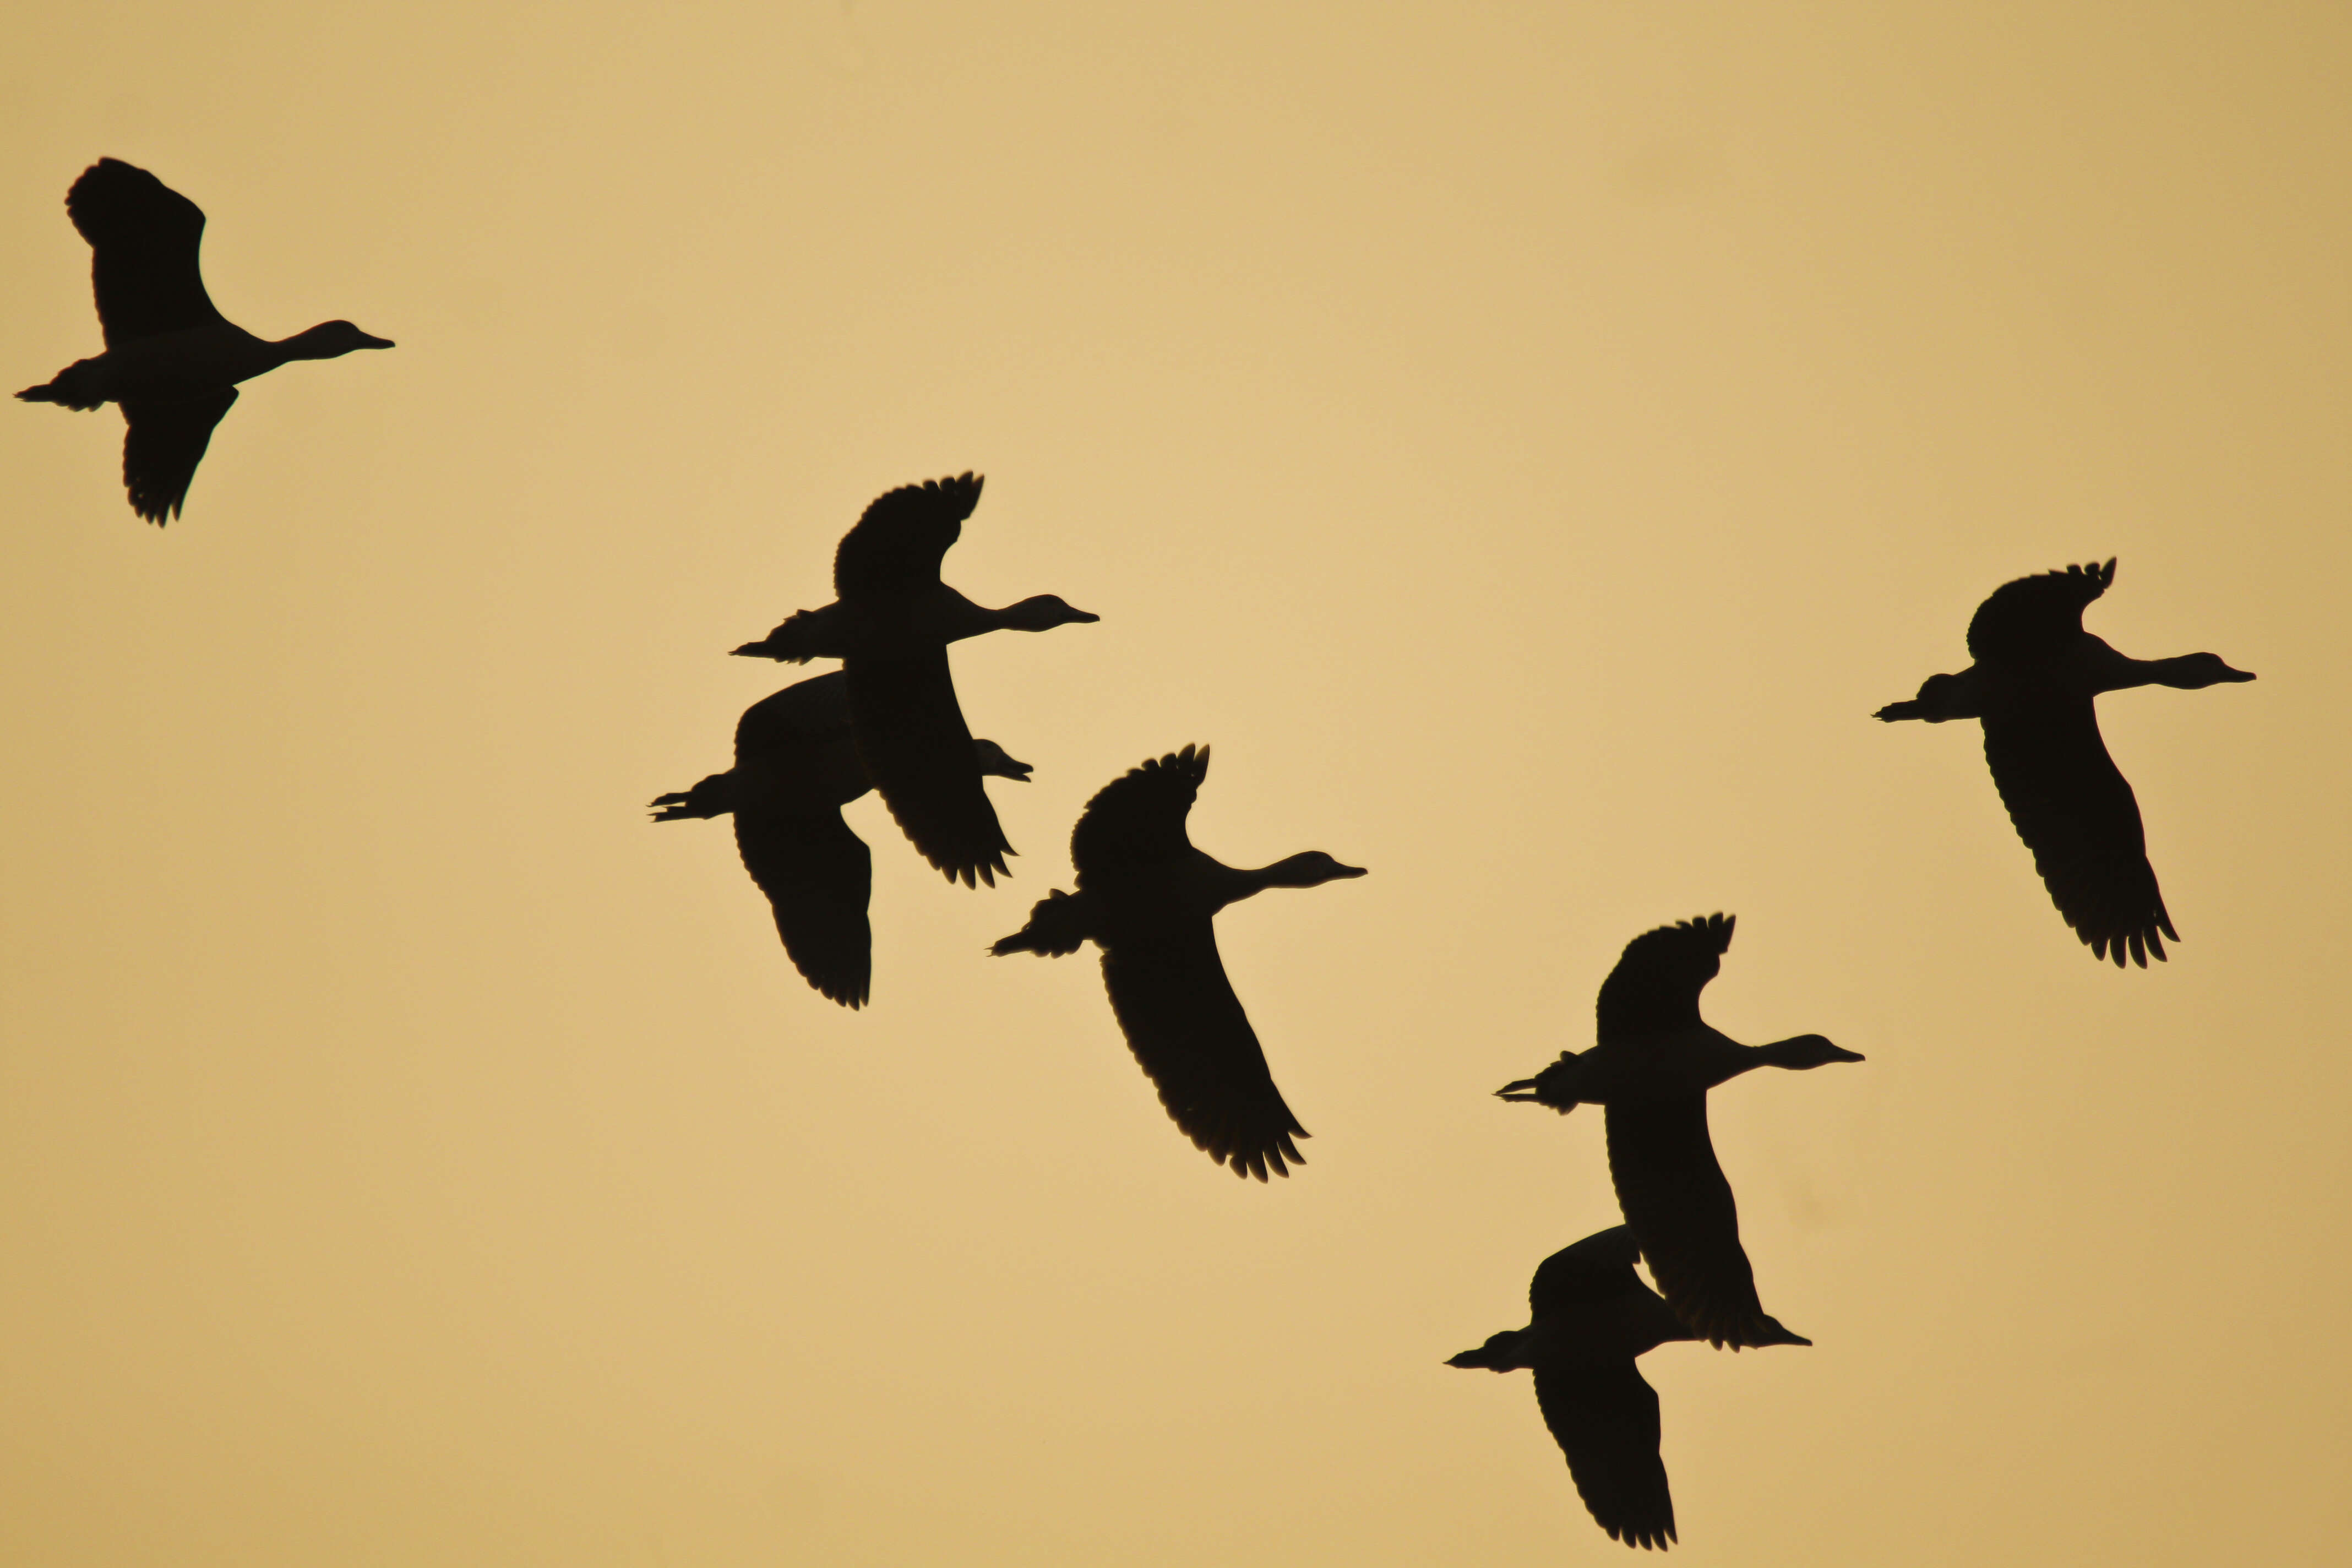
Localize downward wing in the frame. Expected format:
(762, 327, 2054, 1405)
(846, 650, 1012, 886)
(1532, 1362, 1677, 1551)
(1099, 919, 1308, 1181)
(1604, 1097, 1800, 1349)
(1981, 693, 2174, 966)
(120, 389, 237, 524)
(734, 805, 873, 1009)
(67, 159, 224, 345)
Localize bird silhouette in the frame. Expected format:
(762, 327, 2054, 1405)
(1449, 1226, 1790, 1550)
(18, 159, 393, 523)
(1498, 915, 1860, 1348)
(732, 474, 1096, 887)
(652, 672, 1032, 1008)
(990, 745, 1364, 1180)
(1874, 559, 2254, 966)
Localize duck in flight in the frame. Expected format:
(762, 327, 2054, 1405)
(990, 745, 1364, 1180)
(1875, 559, 2253, 967)
(652, 672, 1032, 1008)
(1449, 1226, 1787, 1550)
(1498, 915, 1860, 1348)
(732, 473, 1096, 888)
(18, 159, 393, 524)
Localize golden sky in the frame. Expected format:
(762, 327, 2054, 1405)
(3, 4, 2346, 1562)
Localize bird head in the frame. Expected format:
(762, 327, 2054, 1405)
(974, 740, 1034, 782)
(1000, 595, 1100, 632)
(291, 320, 395, 357)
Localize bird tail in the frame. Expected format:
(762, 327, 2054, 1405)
(731, 607, 829, 663)
(649, 772, 735, 821)
(1494, 1050, 1580, 1114)
(17, 362, 106, 410)
(989, 889, 1091, 957)
(1872, 698, 1927, 721)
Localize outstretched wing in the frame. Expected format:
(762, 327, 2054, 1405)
(734, 804, 872, 1009)
(1596, 914, 1734, 1045)
(120, 389, 236, 524)
(1605, 1097, 1802, 1349)
(1531, 1362, 1677, 1551)
(1071, 745, 1207, 883)
(67, 159, 224, 346)
(1099, 918, 1309, 1181)
(832, 473, 983, 599)
(1981, 692, 2174, 966)
(846, 650, 1012, 886)
(1967, 559, 2115, 664)
(1529, 1227, 1646, 1316)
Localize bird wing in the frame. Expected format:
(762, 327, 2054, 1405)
(845, 650, 1012, 886)
(119, 389, 237, 524)
(1531, 1362, 1678, 1551)
(66, 159, 224, 346)
(734, 804, 872, 1009)
(1070, 745, 1207, 883)
(1595, 914, 1734, 1044)
(1098, 918, 1308, 1181)
(733, 672, 852, 763)
(1529, 1227, 1646, 1315)
(1981, 691, 2175, 966)
(1966, 559, 2116, 663)
(831, 473, 983, 598)
(1605, 1096, 1785, 1348)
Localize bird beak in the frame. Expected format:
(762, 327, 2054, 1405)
(1332, 862, 1368, 878)
(1000, 754, 1035, 781)
(1069, 606, 1102, 623)
(2218, 662, 2256, 682)
(1833, 1046, 1867, 1062)
(359, 333, 395, 349)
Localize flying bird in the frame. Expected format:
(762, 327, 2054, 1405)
(732, 473, 1096, 887)
(651, 672, 1032, 1008)
(1449, 1226, 1798, 1550)
(990, 745, 1365, 1180)
(18, 159, 393, 523)
(1498, 915, 1860, 1348)
(1874, 559, 2254, 966)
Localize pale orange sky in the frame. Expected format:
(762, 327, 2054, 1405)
(3, 4, 2347, 1564)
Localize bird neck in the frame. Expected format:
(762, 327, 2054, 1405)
(1749, 1034, 1834, 1070)
(2116, 652, 2220, 690)
(270, 324, 343, 362)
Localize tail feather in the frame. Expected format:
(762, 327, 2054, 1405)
(1495, 1049, 1582, 1113)
(732, 606, 835, 664)
(989, 888, 1092, 957)
(650, 771, 736, 821)
(1873, 699, 1926, 721)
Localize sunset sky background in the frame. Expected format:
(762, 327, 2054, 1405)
(3, 4, 2346, 1563)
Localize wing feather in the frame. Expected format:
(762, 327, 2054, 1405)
(846, 650, 1012, 886)
(1967, 559, 2115, 663)
(119, 389, 236, 524)
(734, 805, 872, 1008)
(1596, 915, 1734, 1044)
(1605, 1097, 1798, 1349)
(832, 473, 982, 598)
(67, 159, 222, 346)
(1532, 1363, 1678, 1550)
(1071, 745, 1207, 882)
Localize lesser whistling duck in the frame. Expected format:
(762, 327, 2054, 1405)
(652, 671, 1032, 1008)
(1498, 915, 1860, 1348)
(732, 474, 1095, 888)
(990, 745, 1364, 1180)
(18, 159, 393, 523)
(1875, 559, 2254, 966)
(1449, 1226, 1785, 1551)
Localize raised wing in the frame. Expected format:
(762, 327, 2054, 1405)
(734, 804, 873, 1009)
(1099, 918, 1308, 1180)
(1071, 745, 1207, 883)
(846, 649, 1012, 886)
(120, 389, 237, 524)
(1604, 1097, 1806, 1349)
(1981, 693, 2174, 966)
(1531, 1362, 1677, 1551)
(66, 159, 223, 346)
(832, 473, 983, 599)
(1596, 914, 1734, 1044)
(1967, 559, 2116, 664)
(1529, 1227, 1645, 1316)
(733, 672, 853, 763)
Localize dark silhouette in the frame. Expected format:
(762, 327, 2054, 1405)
(17, 159, 393, 524)
(1875, 559, 2255, 967)
(652, 672, 1032, 1008)
(732, 473, 1096, 887)
(1498, 915, 1860, 1347)
(990, 745, 1364, 1180)
(1450, 1226, 1781, 1550)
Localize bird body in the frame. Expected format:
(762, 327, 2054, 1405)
(652, 671, 1031, 1008)
(1449, 1227, 1736, 1551)
(1875, 559, 2253, 966)
(990, 745, 1365, 1180)
(731, 474, 1096, 887)
(1499, 915, 1859, 1348)
(19, 159, 391, 522)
